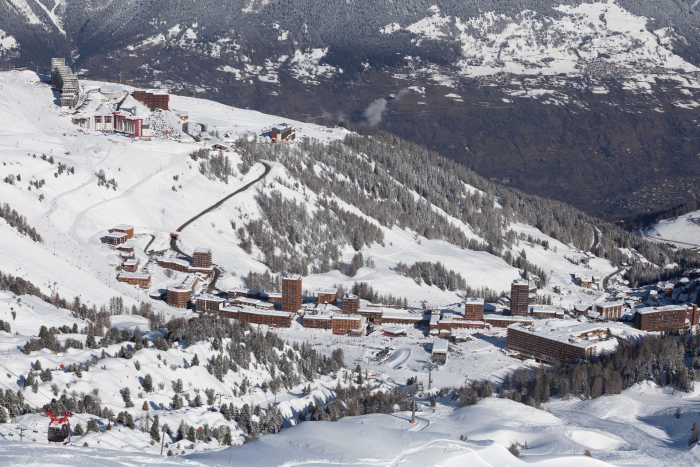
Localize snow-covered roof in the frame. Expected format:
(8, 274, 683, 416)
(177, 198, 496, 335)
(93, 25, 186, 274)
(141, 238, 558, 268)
(114, 224, 134, 230)
(284, 274, 302, 281)
(124, 259, 138, 266)
(384, 326, 406, 334)
(194, 247, 211, 254)
(317, 287, 338, 295)
(512, 279, 529, 286)
(465, 297, 485, 305)
(238, 307, 294, 318)
(106, 232, 127, 238)
(597, 301, 624, 309)
(343, 294, 358, 300)
(118, 272, 150, 280)
(195, 294, 225, 302)
(635, 304, 688, 315)
(332, 314, 362, 322)
(509, 320, 618, 351)
(432, 339, 449, 354)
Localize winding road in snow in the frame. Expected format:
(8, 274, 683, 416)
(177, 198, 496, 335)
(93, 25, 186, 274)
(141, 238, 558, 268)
(169, 161, 272, 293)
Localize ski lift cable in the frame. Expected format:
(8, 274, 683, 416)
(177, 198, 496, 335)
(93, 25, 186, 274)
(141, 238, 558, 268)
(0, 423, 37, 442)
(0, 364, 147, 453)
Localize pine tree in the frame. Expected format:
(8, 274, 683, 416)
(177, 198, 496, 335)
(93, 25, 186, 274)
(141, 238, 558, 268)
(187, 426, 196, 443)
(73, 423, 84, 436)
(33, 360, 42, 371)
(142, 374, 153, 392)
(223, 426, 232, 446)
(191, 354, 200, 366)
(150, 415, 161, 442)
(87, 419, 99, 433)
(690, 423, 699, 446)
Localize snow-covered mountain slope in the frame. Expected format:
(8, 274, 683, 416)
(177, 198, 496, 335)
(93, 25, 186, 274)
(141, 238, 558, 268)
(645, 210, 700, 249)
(0, 69, 656, 311)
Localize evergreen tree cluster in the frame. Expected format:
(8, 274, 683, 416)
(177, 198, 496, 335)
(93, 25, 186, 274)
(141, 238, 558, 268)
(0, 202, 42, 242)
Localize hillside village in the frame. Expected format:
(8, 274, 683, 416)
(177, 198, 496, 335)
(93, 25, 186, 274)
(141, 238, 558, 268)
(0, 63, 700, 465)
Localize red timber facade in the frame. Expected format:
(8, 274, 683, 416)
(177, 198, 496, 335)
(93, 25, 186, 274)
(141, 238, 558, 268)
(106, 232, 128, 246)
(133, 89, 170, 110)
(282, 275, 302, 313)
(193, 248, 212, 268)
(117, 273, 151, 288)
(341, 294, 360, 314)
(506, 324, 617, 364)
(123, 259, 139, 273)
(237, 308, 294, 327)
(302, 314, 332, 329)
(634, 305, 698, 332)
(510, 280, 530, 316)
(331, 315, 365, 335)
(464, 298, 485, 321)
(167, 288, 191, 308)
(196, 295, 225, 313)
(317, 288, 337, 305)
(113, 224, 134, 239)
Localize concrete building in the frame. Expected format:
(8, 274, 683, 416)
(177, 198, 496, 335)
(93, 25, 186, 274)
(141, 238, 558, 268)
(317, 287, 338, 304)
(193, 248, 212, 268)
(106, 232, 128, 246)
(596, 301, 624, 320)
(195, 295, 225, 313)
(117, 272, 151, 288)
(234, 297, 275, 310)
(342, 294, 360, 314)
(531, 306, 565, 320)
(633, 305, 695, 332)
(50, 58, 79, 108)
(123, 258, 139, 273)
(167, 288, 192, 308)
(510, 280, 530, 316)
(282, 274, 302, 313)
(355, 307, 384, 324)
(237, 308, 295, 327)
(331, 314, 365, 335)
(431, 339, 449, 365)
(133, 89, 170, 110)
(464, 297, 485, 321)
(484, 315, 534, 328)
(507, 321, 618, 363)
(113, 224, 135, 239)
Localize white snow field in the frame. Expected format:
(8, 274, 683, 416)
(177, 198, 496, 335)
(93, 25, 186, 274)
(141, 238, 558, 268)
(646, 210, 700, 249)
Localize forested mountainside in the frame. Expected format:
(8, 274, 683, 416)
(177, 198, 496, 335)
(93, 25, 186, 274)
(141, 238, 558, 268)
(1, 1, 700, 216)
(235, 130, 692, 286)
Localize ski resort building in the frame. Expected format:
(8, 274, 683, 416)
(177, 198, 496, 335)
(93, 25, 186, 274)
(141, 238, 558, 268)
(506, 321, 619, 364)
(431, 339, 449, 365)
(531, 306, 565, 320)
(331, 314, 365, 335)
(119, 245, 135, 259)
(261, 292, 282, 304)
(233, 297, 275, 310)
(342, 294, 360, 314)
(166, 275, 199, 308)
(484, 315, 534, 328)
(510, 280, 530, 316)
(73, 110, 153, 138)
(270, 125, 295, 142)
(228, 289, 260, 299)
(122, 258, 139, 273)
(117, 273, 151, 288)
(236, 308, 295, 327)
(633, 305, 698, 332)
(316, 288, 338, 304)
(464, 298, 485, 321)
(596, 301, 624, 319)
(355, 307, 384, 323)
(195, 295, 225, 313)
(193, 248, 212, 268)
(50, 58, 79, 108)
(105, 232, 128, 246)
(156, 256, 214, 278)
(113, 224, 135, 239)
(167, 288, 191, 308)
(133, 89, 170, 110)
(282, 274, 302, 313)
